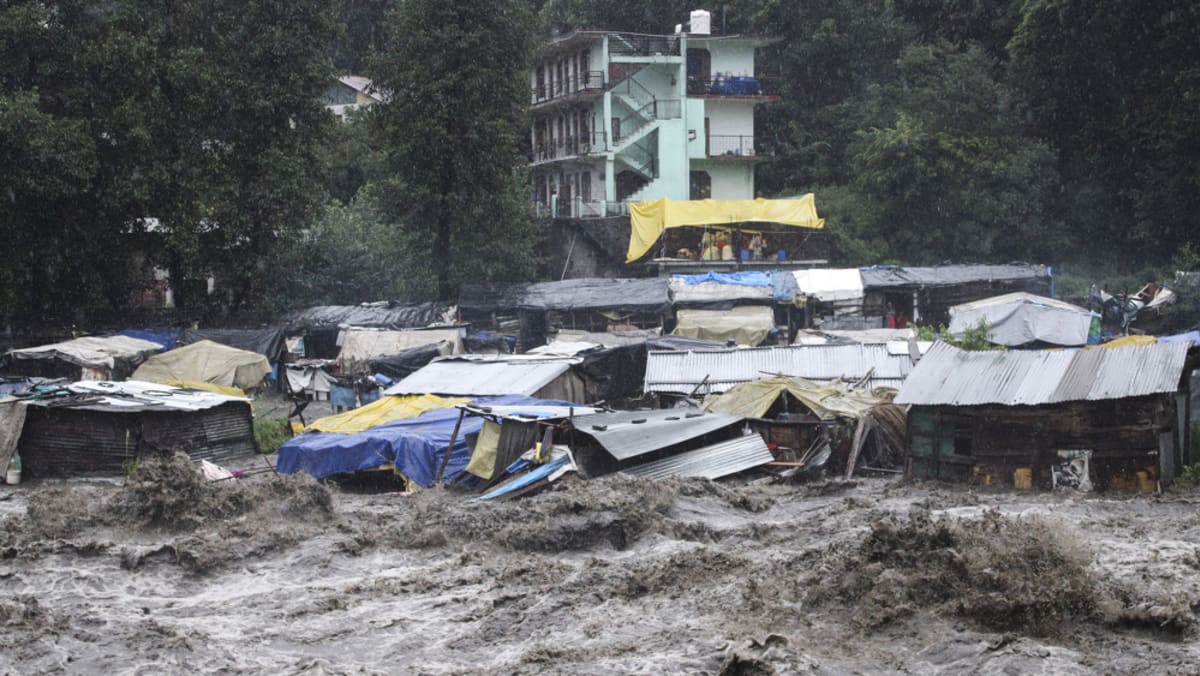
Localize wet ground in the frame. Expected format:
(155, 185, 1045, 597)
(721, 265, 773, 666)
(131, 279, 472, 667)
(1, 458, 1198, 674)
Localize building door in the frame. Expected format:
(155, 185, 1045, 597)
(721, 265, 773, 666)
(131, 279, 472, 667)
(686, 48, 711, 94)
(611, 116, 621, 144)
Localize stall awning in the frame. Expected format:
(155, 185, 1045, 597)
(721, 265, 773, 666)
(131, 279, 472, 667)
(627, 195, 825, 263)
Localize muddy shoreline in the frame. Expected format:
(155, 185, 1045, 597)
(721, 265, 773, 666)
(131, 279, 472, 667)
(2, 463, 1198, 674)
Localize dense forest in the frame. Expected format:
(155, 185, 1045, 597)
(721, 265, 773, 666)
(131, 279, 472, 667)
(2, 0, 1198, 324)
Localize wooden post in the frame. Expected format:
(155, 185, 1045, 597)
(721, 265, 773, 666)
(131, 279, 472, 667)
(436, 408, 467, 485)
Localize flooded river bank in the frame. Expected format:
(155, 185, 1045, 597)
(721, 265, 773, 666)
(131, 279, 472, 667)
(2, 456, 1198, 673)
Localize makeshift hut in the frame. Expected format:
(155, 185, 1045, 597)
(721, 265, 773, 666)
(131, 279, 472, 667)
(336, 327, 464, 374)
(895, 342, 1198, 491)
(284, 302, 456, 359)
(947, 292, 1097, 347)
(458, 277, 672, 351)
(566, 408, 772, 480)
(860, 263, 1051, 328)
(13, 381, 255, 478)
(4, 335, 163, 381)
(673, 306, 777, 346)
(131, 340, 271, 393)
(792, 268, 867, 328)
(384, 355, 594, 403)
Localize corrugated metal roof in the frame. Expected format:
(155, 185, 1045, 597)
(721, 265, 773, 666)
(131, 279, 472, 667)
(570, 408, 742, 460)
(894, 341, 1189, 406)
(860, 264, 1048, 289)
(644, 344, 916, 395)
(30, 380, 250, 413)
(383, 358, 575, 396)
(621, 434, 773, 480)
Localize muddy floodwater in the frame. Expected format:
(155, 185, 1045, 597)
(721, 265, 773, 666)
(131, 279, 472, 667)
(2, 456, 1199, 674)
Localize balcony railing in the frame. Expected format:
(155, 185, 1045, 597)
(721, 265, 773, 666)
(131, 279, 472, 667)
(686, 75, 771, 97)
(707, 135, 764, 159)
(531, 131, 609, 163)
(613, 99, 681, 144)
(608, 32, 682, 57)
(532, 70, 605, 105)
(534, 197, 629, 219)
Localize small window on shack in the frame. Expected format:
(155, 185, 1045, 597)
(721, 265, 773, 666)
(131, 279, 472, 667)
(953, 421, 973, 456)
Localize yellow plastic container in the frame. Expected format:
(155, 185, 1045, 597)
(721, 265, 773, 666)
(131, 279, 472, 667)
(1136, 471, 1156, 494)
(1013, 467, 1033, 491)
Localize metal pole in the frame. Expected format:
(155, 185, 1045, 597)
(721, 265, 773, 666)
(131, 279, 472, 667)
(435, 408, 466, 485)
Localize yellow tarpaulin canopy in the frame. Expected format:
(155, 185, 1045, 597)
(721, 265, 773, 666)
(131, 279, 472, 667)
(307, 393, 469, 434)
(627, 195, 826, 263)
(1092, 334, 1157, 349)
(702, 376, 893, 420)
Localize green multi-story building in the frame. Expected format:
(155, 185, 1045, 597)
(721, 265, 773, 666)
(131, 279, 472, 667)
(529, 13, 778, 219)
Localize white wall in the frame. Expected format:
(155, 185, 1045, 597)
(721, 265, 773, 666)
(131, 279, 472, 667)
(706, 42, 755, 78)
(700, 162, 755, 199)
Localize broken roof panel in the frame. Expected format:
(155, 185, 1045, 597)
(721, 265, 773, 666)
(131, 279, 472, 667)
(894, 341, 1189, 407)
(458, 277, 671, 314)
(621, 434, 773, 480)
(569, 408, 742, 461)
(645, 344, 916, 395)
(382, 356, 578, 397)
(860, 264, 1048, 289)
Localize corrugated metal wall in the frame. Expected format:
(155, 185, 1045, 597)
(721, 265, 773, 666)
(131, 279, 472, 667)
(19, 402, 256, 477)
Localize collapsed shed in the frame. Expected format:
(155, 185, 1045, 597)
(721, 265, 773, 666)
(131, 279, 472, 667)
(702, 376, 906, 475)
(566, 408, 771, 480)
(895, 342, 1197, 491)
(276, 395, 583, 485)
(4, 335, 163, 381)
(14, 381, 255, 478)
(458, 278, 672, 351)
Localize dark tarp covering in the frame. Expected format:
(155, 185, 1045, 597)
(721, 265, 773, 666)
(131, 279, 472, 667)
(459, 278, 671, 314)
(578, 335, 731, 402)
(286, 302, 452, 329)
(275, 395, 579, 485)
(368, 344, 445, 381)
(860, 264, 1048, 289)
(177, 327, 286, 363)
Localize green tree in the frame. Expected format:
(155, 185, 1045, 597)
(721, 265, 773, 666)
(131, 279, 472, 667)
(369, 0, 541, 300)
(849, 43, 1062, 263)
(1009, 0, 1200, 269)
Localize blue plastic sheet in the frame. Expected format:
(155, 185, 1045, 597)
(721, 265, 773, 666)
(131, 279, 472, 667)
(1159, 331, 1200, 346)
(674, 271, 773, 287)
(116, 328, 180, 351)
(275, 395, 580, 486)
(472, 453, 571, 502)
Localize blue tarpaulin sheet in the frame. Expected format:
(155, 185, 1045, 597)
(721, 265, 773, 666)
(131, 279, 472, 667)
(674, 271, 773, 287)
(116, 328, 180, 351)
(1159, 331, 1200, 346)
(275, 395, 579, 485)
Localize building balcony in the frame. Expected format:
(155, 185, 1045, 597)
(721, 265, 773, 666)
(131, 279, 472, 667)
(686, 75, 780, 101)
(607, 32, 682, 58)
(534, 198, 628, 220)
(530, 132, 610, 166)
(531, 70, 606, 108)
(705, 135, 769, 160)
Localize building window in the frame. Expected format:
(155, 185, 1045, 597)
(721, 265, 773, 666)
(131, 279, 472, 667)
(581, 172, 591, 202)
(690, 171, 711, 200)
